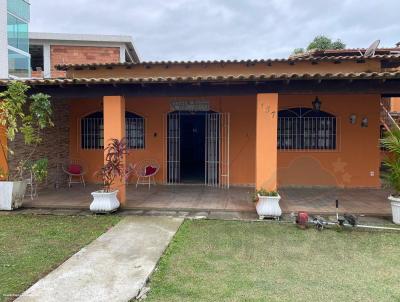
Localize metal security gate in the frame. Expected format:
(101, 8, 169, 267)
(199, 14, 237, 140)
(166, 112, 181, 184)
(165, 112, 230, 187)
(205, 113, 230, 188)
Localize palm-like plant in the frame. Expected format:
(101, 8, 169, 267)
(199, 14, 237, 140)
(97, 138, 129, 192)
(381, 129, 400, 195)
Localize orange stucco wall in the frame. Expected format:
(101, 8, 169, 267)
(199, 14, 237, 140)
(69, 95, 257, 185)
(69, 93, 381, 188)
(277, 94, 381, 188)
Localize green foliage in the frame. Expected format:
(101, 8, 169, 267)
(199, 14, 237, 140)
(381, 129, 400, 195)
(293, 35, 347, 53)
(0, 81, 29, 141)
(0, 82, 53, 145)
(307, 35, 346, 51)
(22, 93, 53, 145)
(307, 35, 333, 51)
(293, 48, 305, 55)
(30, 93, 54, 130)
(0, 81, 53, 180)
(252, 188, 279, 201)
(331, 39, 346, 50)
(31, 158, 48, 183)
(24, 158, 49, 183)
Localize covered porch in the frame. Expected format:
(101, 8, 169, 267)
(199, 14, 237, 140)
(9, 71, 400, 216)
(22, 185, 392, 217)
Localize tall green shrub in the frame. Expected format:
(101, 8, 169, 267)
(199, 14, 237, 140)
(0, 81, 53, 180)
(381, 129, 400, 195)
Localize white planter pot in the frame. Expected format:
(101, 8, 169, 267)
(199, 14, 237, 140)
(256, 194, 282, 219)
(388, 195, 400, 225)
(0, 180, 28, 210)
(90, 190, 120, 213)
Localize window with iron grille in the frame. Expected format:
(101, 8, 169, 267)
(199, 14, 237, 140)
(125, 113, 145, 149)
(278, 107, 337, 150)
(81, 112, 145, 149)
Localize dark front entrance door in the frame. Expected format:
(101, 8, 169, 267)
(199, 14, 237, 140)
(180, 113, 206, 183)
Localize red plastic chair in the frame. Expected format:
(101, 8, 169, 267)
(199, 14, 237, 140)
(62, 160, 86, 188)
(133, 160, 160, 189)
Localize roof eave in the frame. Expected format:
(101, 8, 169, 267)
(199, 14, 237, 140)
(2, 72, 400, 87)
(55, 54, 400, 71)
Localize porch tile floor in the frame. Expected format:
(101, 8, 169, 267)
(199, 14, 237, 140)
(22, 185, 392, 217)
(280, 187, 392, 216)
(22, 185, 256, 212)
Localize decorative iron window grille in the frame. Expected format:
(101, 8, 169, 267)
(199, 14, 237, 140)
(126, 115, 145, 149)
(81, 112, 145, 150)
(278, 107, 337, 150)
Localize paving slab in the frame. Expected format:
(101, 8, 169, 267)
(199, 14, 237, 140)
(15, 216, 183, 302)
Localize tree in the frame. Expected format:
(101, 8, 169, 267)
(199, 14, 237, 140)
(0, 81, 53, 180)
(331, 39, 346, 50)
(293, 35, 346, 54)
(293, 48, 305, 55)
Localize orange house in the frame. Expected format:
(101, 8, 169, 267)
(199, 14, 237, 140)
(1, 50, 400, 206)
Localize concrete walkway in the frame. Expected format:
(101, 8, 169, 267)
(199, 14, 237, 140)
(16, 216, 183, 302)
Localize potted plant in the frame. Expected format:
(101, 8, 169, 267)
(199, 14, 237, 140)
(0, 82, 52, 210)
(253, 188, 282, 220)
(381, 129, 400, 224)
(90, 138, 129, 213)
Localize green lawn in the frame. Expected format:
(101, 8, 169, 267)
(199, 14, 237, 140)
(0, 214, 121, 302)
(146, 220, 400, 302)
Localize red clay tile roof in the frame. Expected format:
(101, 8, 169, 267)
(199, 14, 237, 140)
(2, 71, 400, 86)
(55, 54, 400, 70)
(291, 48, 400, 59)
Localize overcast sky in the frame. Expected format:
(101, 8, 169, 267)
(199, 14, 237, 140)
(30, 0, 400, 61)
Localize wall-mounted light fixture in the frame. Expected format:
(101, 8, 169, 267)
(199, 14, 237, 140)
(312, 97, 321, 111)
(349, 114, 357, 124)
(361, 117, 368, 128)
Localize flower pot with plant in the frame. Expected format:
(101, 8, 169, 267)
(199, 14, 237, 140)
(254, 188, 282, 220)
(381, 129, 400, 224)
(0, 82, 52, 210)
(90, 138, 129, 213)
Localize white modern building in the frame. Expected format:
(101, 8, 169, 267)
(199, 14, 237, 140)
(0, 1, 139, 79)
(0, 0, 31, 79)
(29, 32, 140, 78)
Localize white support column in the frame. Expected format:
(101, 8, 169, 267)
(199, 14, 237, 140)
(119, 45, 126, 63)
(0, 0, 8, 79)
(43, 43, 51, 78)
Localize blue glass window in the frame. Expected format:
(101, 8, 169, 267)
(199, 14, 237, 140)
(8, 49, 30, 77)
(7, 0, 30, 22)
(7, 13, 29, 53)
